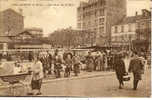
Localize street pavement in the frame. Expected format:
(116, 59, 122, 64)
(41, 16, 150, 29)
(0, 71, 114, 96)
(41, 69, 151, 97)
(0, 69, 151, 97)
(43, 71, 114, 83)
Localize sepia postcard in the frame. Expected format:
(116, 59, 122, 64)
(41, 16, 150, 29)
(0, 0, 151, 98)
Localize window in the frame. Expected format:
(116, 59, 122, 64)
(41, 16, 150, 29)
(137, 23, 140, 29)
(100, 0, 106, 6)
(83, 23, 86, 28)
(121, 35, 125, 41)
(121, 25, 124, 32)
(115, 36, 118, 41)
(128, 24, 132, 32)
(115, 26, 118, 33)
(112, 36, 115, 41)
(99, 18, 104, 25)
(128, 34, 132, 41)
(94, 28, 97, 32)
(77, 16, 81, 21)
(141, 22, 145, 29)
(95, 11, 97, 17)
(88, 21, 91, 27)
(78, 23, 81, 29)
(99, 27, 104, 33)
(95, 20, 97, 25)
(100, 9, 104, 16)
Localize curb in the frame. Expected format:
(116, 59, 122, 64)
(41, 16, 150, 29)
(42, 72, 115, 84)
(0, 72, 115, 89)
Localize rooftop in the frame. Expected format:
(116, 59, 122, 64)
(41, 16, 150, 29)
(24, 27, 43, 32)
(0, 8, 23, 17)
(116, 9, 151, 25)
(0, 36, 12, 43)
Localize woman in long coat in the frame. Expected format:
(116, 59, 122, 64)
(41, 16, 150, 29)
(64, 54, 73, 77)
(114, 54, 126, 89)
(95, 54, 104, 71)
(86, 52, 94, 72)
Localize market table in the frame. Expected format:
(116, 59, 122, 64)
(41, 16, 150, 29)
(0, 73, 30, 96)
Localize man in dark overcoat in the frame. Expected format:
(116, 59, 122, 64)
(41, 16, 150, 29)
(128, 51, 144, 90)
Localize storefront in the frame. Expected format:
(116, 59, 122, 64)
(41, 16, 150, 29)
(132, 40, 150, 52)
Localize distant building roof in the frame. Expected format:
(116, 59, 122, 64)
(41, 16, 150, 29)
(0, 36, 12, 43)
(24, 27, 43, 32)
(116, 16, 140, 25)
(115, 9, 151, 25)
(88, 0, 98, 4)
(0, 8, 23, 17)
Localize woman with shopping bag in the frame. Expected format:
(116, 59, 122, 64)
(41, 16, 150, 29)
(114, 54, 127, 89)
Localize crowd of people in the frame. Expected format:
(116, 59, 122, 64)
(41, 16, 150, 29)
(0, 49, 149, 95)
(0, 49, 149, 79)
(32, 50, 110, 78)
(28, 49, 121, 78)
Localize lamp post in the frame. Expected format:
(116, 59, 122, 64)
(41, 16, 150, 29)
(128, 35, 132, 51)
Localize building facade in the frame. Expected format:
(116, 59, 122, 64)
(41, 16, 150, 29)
(0, 8, 24, 36)
(0, 30, 48, 50)
(24, 27, 43, 38)
(0, 36, 12, 50)
(111, 9, 151, 50)
(111, 16, 137, 46)
(135, 9, 151, 51)
(136, 9, 151, 41)
(77, 0, 126, 46)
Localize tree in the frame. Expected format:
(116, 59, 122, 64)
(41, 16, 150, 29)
(48, 28, 96, 48)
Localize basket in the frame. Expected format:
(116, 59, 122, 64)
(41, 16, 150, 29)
(123, 74, 131, 81)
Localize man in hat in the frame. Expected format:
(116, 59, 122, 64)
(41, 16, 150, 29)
(128, 51, 144, 90)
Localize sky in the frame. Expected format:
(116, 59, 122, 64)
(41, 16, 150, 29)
(0, 0, 151, 36)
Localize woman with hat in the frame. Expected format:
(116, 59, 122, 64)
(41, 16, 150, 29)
(114, 53, 126, 89)
(30, 56, 44, 95)
(86, 51, 94, 72)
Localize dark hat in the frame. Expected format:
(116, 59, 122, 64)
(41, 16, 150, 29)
(133, 51, 138, 55)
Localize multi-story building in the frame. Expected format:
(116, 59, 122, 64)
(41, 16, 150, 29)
(77, 0, 126, 46)
(111, 16, 137, 46)
(0, 8, 24, 36)
(111, 9, 151, 49)
(24, 27, 43, 38)
(135, 9, 151, 51)
(136, 9, 151, 41)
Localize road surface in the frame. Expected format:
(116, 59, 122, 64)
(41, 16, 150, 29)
(41, 69, 151, 97)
